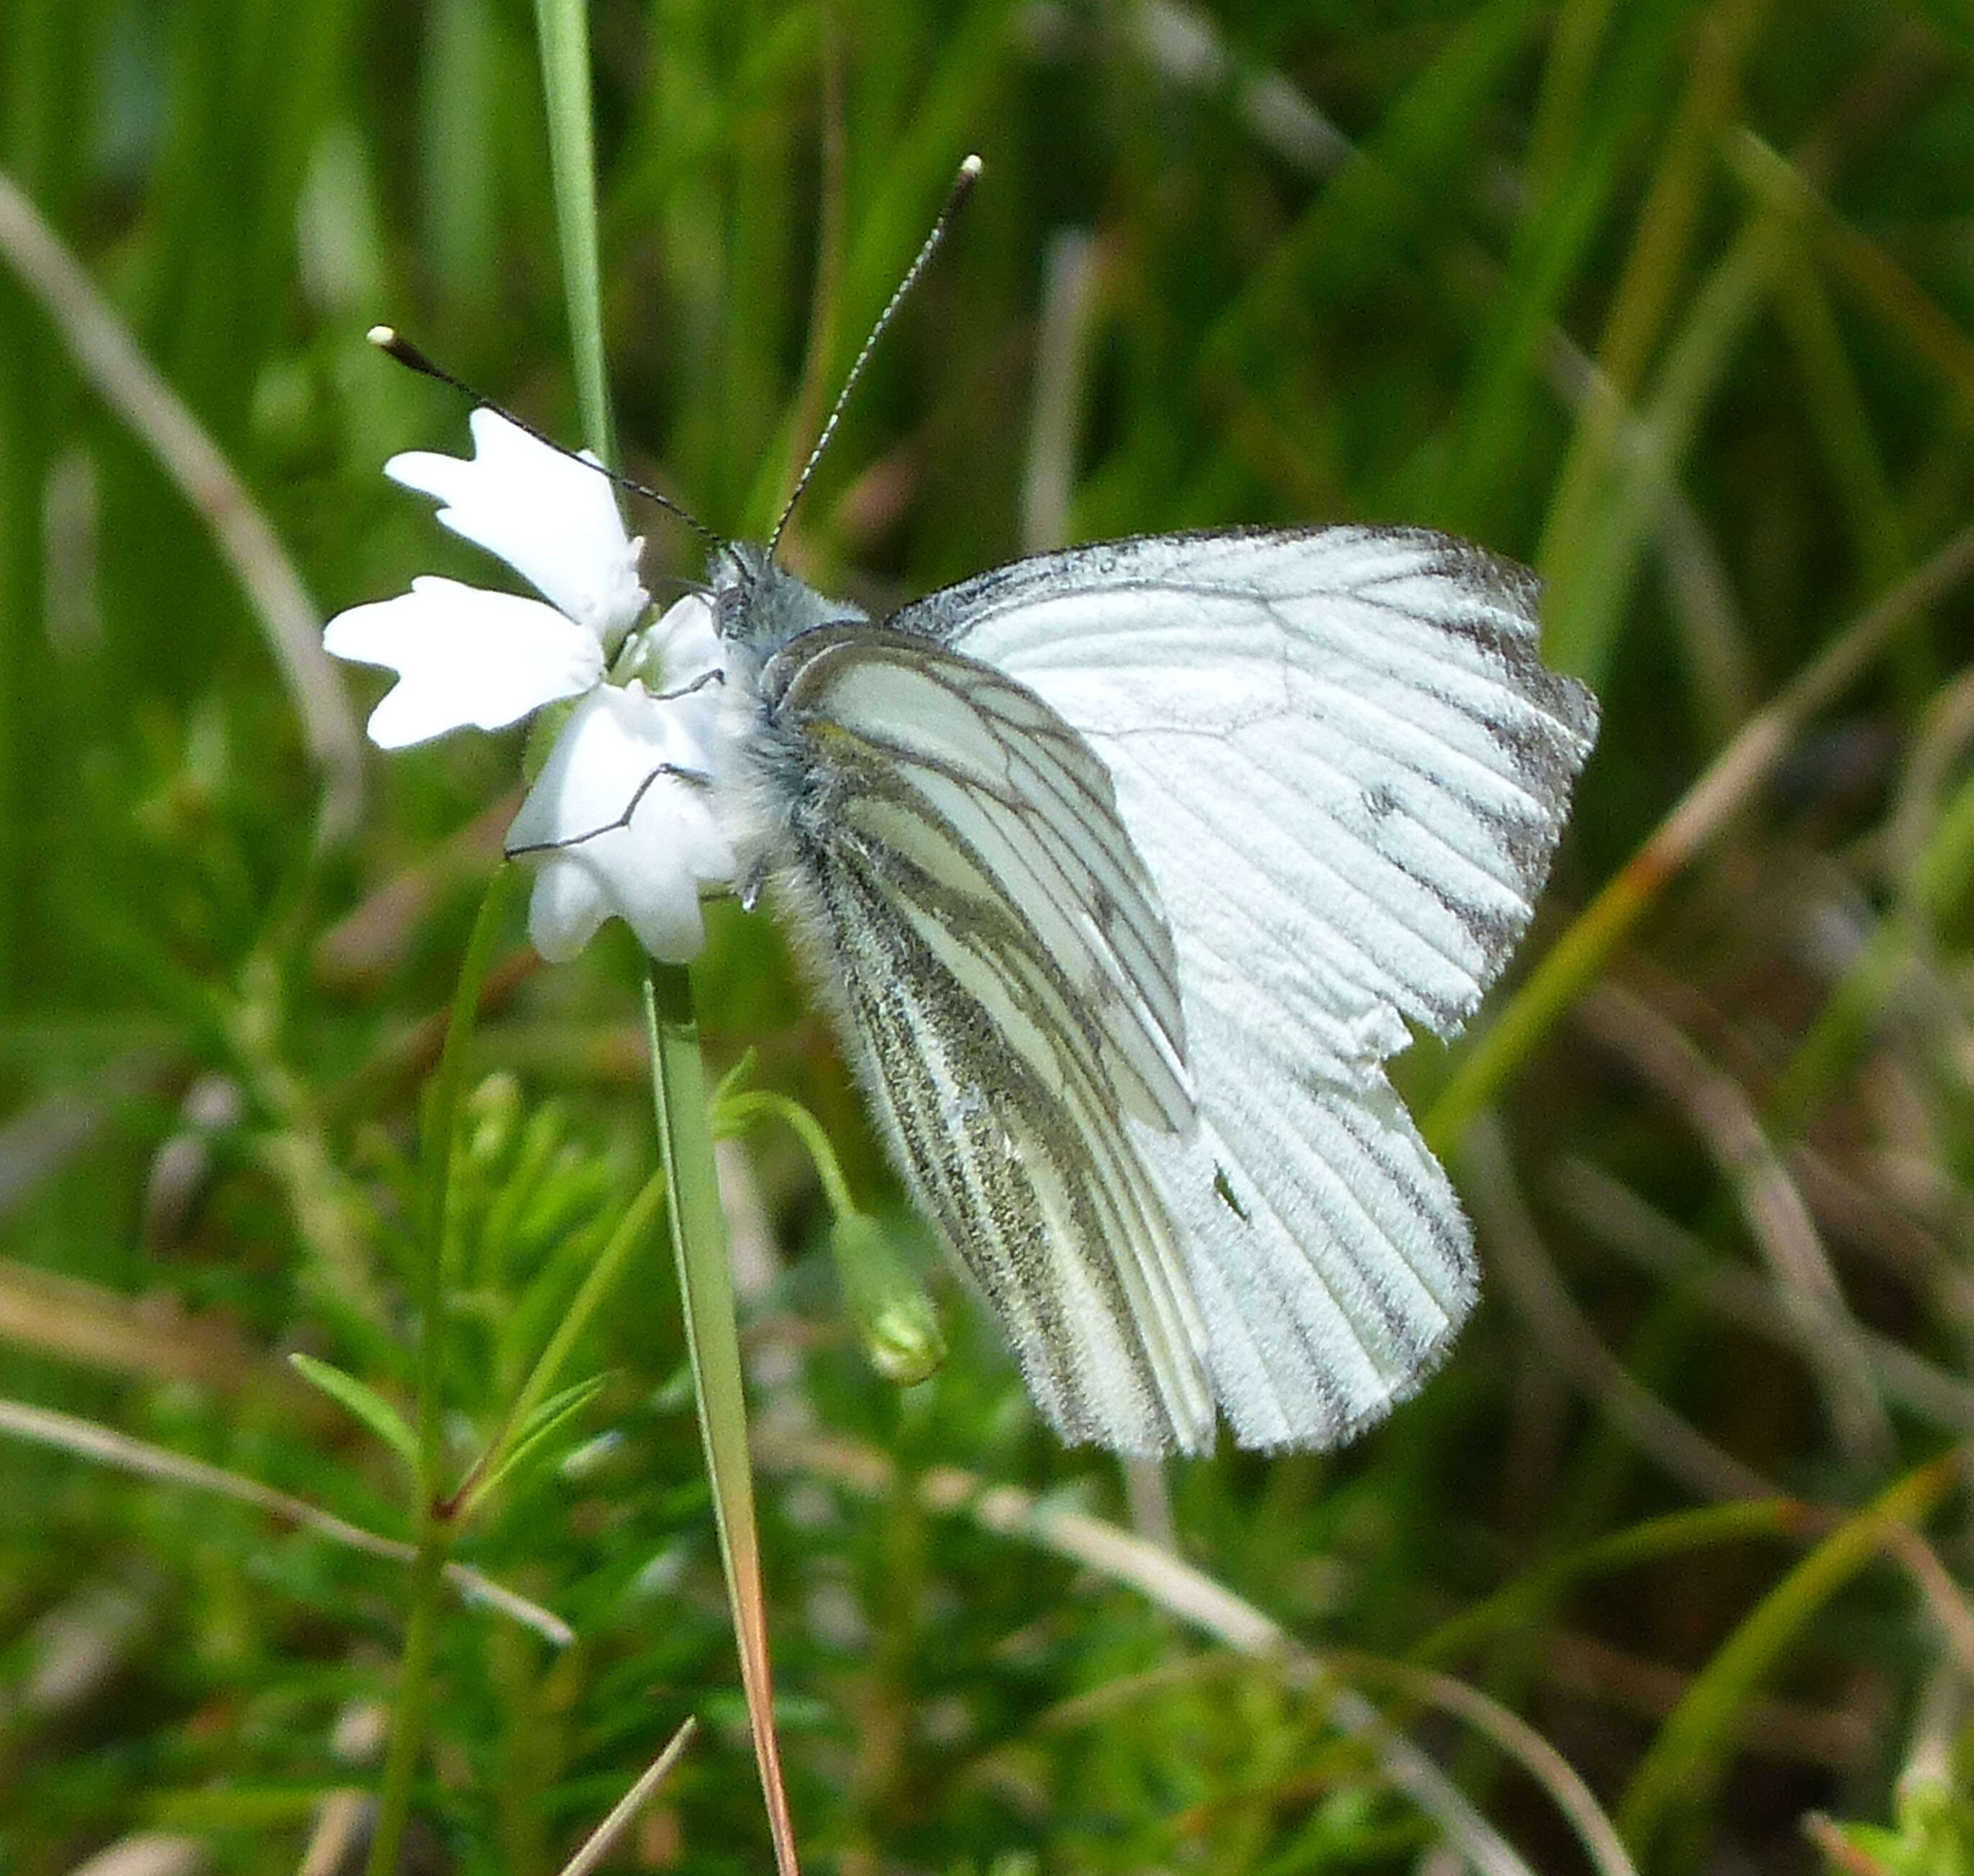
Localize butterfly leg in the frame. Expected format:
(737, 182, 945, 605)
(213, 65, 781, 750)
(504, 762, 713, 857)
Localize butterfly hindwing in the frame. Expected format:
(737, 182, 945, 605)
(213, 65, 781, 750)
(745, 626, 1217, 1452)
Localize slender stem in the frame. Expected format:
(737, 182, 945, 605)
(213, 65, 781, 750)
(722, 1090, 855, 1219)
(1409, 1498, 1811, 1670)
(645, 967, 800, 1876)
(1616, 1452, 1961, 1857)
(417, 866, 523, 1488)
(524, 7, 790, 1862)
(365, 1516, 454, 1876)
(532, 0, 613, 467)
(554, 1718, 700, 1876)
(0, 1395, 570, 1646)
(367, 867, 522, 1876)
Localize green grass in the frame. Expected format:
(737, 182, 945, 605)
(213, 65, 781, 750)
(5, 1, 1974, 1872)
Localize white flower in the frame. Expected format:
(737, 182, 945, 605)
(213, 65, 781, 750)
(323, 409, 737, 962)
(505, 611, 733, 963)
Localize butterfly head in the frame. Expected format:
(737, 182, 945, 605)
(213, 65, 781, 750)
(711, 542, 870, 656)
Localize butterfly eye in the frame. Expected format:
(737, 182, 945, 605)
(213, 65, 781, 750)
(714, 583, 749, 638)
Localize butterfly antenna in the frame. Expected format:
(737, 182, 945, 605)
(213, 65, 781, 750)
(768, 152, 982, 555)
(367, 326, 729, 561)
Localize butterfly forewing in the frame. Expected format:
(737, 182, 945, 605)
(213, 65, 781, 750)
(748, 627, 1217, 1452)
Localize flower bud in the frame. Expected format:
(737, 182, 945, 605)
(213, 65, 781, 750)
(829, 1212, 945, 1386)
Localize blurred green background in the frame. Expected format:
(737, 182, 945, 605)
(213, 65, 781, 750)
(5, 1, 1974, 1871)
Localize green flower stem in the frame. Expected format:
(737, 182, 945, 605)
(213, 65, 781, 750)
(365, 1518, 452, 1876)
(526, 8, 792, 1859)
(532, 0, 612, 465)
(720, 1090, 855, 1219)
(417, 865, 524, 1488)
(645, 966, 800, 1876)
(367, 865, 522, 1876)
(719, 1093, 944, 1386)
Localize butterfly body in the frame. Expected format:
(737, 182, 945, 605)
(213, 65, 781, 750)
(711, 525, 1597, 1456)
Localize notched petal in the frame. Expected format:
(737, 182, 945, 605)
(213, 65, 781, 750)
(386, 409, 648, 642)
(324, 577, 605, 748)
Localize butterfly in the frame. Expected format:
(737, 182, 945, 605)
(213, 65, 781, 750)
(710, 525, 1596, 1455)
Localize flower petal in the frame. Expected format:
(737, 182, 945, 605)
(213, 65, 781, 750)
(324, 576, 605, 748)
(386, 409, 648, 642)
(508, 682, 738, 962)
(650, 592, 724, 688)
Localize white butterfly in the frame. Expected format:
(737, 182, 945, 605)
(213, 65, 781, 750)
(711, 525, 1597, 1455)
(340, 163, 1596, 1457)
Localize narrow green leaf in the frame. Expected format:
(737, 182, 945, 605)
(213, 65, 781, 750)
(512, 1372, 609, 1445)
(646, 965, 801, 1876)
(288, 1352, 419, 1472)
(1617, 1454, 1960, 1859)
(470, 1372, 611, 1503)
